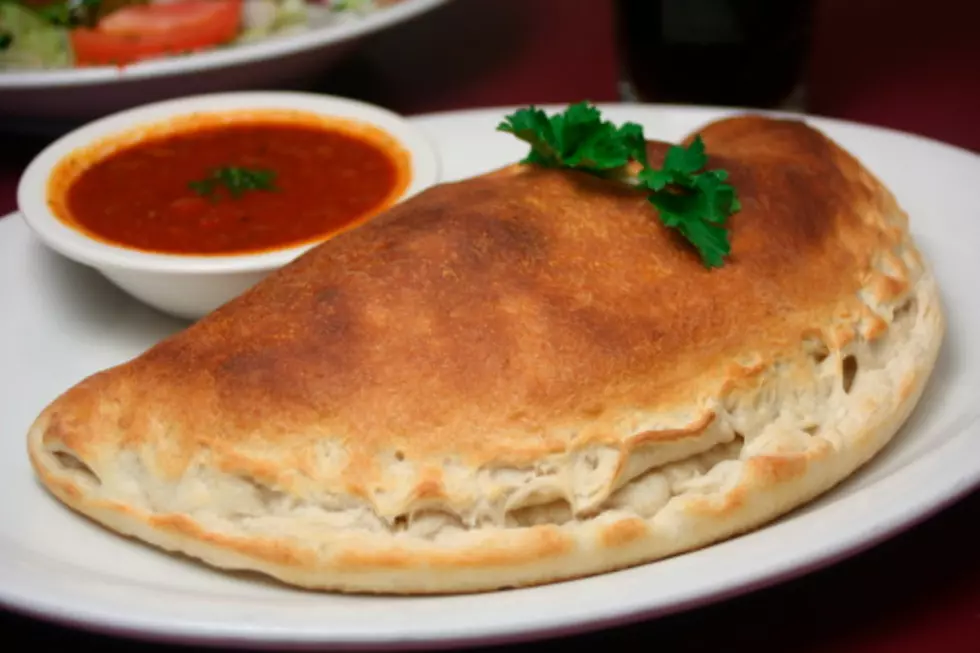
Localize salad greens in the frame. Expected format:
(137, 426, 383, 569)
(33, 0, 137, 27)
(237, 0, 308, 44)
(0, 3, 73, 68)
(0, 0, 399, 70)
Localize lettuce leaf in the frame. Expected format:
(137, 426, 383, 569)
(0, 3, 73, 69)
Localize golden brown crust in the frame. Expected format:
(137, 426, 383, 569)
(27, 115, 945, 594)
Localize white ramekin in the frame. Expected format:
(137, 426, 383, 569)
(17, 91, 441, 320)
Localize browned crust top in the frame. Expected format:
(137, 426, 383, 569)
(51, 116, 905, 489)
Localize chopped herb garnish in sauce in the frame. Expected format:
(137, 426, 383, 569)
(188, 166, 278, 201)
(498, 102, 741, 268)
(62, 121, 405, 256)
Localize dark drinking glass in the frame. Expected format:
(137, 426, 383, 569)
(615, 0, 814, 109)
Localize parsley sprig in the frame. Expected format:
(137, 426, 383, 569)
(188, 166, 278, 202)
(498, 101, 648, 171)
(497, 102, 740, 268)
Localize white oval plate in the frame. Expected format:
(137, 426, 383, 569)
(1, 105, 978, 649)
(0, 0, 449, 124)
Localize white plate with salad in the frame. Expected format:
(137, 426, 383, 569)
(0, 0, 449, 124)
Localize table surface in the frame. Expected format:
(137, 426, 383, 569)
(2, 1, 979, 650)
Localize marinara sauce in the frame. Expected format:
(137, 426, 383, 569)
(55, 117, 410, 255)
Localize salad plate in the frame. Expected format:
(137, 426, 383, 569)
(0, 0, 449, 124)
(0, 105, 978, 649)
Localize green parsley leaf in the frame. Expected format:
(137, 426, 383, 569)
(498, 103, 741, 268)
(664, 133, 707, 176)
(189, 166, 278, 202)
(616, 121, 649, 167)
(637, 136, 741, 267)
(497, 105, 560, 166)
(646, 188, 731, 268)
(497, 101, 647, 173)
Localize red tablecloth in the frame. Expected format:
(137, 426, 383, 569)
(2, 1, 979, 650)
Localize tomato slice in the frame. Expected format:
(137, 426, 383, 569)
(71, 0, 244, 67)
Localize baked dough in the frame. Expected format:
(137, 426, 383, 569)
(28, 115, 945, 594)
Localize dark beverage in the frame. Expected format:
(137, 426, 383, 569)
(615, 0, 814, 109)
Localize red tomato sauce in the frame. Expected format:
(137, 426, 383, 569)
(53, 117, 409, 256)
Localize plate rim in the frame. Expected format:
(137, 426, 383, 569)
(0, 0, 451, 89)
(1, 103, 979, 649)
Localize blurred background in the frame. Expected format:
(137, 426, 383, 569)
(313, 0, 980, 150)
(2, 0, 978, 141)
(2, 0, 979, 213)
